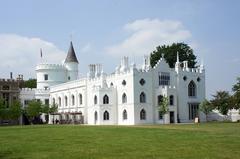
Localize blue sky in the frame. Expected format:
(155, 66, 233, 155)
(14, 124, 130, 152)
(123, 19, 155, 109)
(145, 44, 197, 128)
(0, 0, 240, 98)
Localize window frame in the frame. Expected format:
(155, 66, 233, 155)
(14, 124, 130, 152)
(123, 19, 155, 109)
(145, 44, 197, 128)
(140, 92, 146, 103)
(103, 94, 109, 104)
(103, 111, 110, 120)
(140, 109, 146, 120)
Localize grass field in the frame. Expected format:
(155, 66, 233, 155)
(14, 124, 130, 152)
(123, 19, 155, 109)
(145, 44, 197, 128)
(0, 123, 240, 159)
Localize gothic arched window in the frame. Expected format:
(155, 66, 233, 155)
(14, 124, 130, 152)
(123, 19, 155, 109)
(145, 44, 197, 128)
(65, 96, 68, 106)
(123, 109, 127, 120)
(79, 94, 83, 105)
(94, 111, 98, 123)
(103, 111, 109, 120)
(58, 97, 61, 107)
(140, 92, 146, 103)
(122, 93, 127, 103)
(188, 81, 196, 97)
(103, 94, 109, 104)
(169, 95, 174, 106)
(52, 98, 55, 105)
(94, 95, 97, 105)
(140, 109, 146, 120)
(71, 95, 75, 106)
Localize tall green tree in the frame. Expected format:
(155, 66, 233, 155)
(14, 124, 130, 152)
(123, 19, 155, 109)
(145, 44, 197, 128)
(199, 99, 213, 121)
(0, 97, 9, 120)
(158, 96, 169, 123)
(26, 100, 42, 123)
(23, 79, 37, 88)
(232, 77, 240, 111)
(211, 91, 231, 115)
(49, 103, 58, 115)
(150, 43, 197, 68)
(8, 100, 22, 120)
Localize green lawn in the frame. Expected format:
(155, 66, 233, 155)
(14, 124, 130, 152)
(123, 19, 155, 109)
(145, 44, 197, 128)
(0, 123, 239, 159)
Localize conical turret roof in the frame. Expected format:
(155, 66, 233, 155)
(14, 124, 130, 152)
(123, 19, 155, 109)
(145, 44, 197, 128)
(64, 41, 79, 63)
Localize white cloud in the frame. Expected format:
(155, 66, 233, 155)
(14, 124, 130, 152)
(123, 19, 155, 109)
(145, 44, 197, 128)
(0, 34, 65, 79)
(106, 18, 192, 57)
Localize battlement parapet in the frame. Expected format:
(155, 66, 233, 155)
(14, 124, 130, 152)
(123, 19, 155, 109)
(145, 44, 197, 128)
(36, 63, 66, 71)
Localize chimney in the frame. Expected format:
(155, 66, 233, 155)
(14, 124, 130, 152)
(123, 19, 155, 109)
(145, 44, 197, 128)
(10, 72, 13, 79)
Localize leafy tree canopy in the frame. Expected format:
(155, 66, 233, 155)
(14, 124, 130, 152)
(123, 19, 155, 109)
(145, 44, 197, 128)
(49, 103, 58, 114)
(232, 77, 240, 110)
(158, 96, 169, 115)
(26, 100, 42, 119)
(199, 99, 213, 121)
(211, 91, 231, 115)
(23, 79, 36, 88)
(8, 100, 22, 120)
(150, 43, 197, 68)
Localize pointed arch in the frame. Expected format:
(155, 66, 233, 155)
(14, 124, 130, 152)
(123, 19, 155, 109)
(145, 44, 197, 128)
(122, 93, 127, 103)
(140, 92, 146, 103)
(52, 98, 55, 105)
(65, 96, 68, 106)
(140, 109, 146, 120)
(94, 95, 97, 105)
(169, 95, 174, 105)
(103, 94, 109, 104)
(58, 97, 61, 107)
(103, 111, 109, 120)
(123, 109, 127, 120)
(94, 111, 98, 124)
(79, 93, 83, 105)
(71, 95, 75, 106)
(188, 80, 196, 97)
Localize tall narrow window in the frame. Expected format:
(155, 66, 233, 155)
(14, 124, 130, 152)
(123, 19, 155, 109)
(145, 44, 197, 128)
(94, 111, 98, 123)
(65, 96, 68, 106)
(103, 111, 109, 120)
(45, 99, 49, 106)
(122, 93, 127, 103)
(140, 109, 146, 120)
(71, 95, 75, 106)
(123, 109, 127, 120)
(44, 74, 48, 81)
(188, 81, 196, 97)
(158, 111, 163, 120)
(52, 98, 55, 105)
(158, 95, 163, 104)
(169, 95, 174, 106)
(189, 103, 199, 120)
(159, 72, 170, 86)
(140, 92, 146, 103)
(79, 94, 83, 105)
(103, 95, 109, 104)
(58, 97, 61, 107)
(2, 85, 9, 90)
(94, 95, 97, 105)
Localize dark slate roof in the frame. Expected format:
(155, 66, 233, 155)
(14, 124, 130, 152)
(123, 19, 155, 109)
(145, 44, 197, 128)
(64, 41, 79, 63)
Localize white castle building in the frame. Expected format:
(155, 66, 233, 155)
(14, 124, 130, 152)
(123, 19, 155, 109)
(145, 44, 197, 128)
(20, 41, 206, 125)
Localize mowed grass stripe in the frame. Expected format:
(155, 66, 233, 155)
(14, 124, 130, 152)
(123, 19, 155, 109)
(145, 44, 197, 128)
(0, 123, 239, 159)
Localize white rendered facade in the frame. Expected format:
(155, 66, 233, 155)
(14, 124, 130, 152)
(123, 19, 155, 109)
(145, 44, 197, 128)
(48, 47, 206, 125)
(20, 42, 207, 125)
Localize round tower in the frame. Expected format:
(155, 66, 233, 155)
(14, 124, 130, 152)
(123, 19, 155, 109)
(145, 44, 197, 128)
(36, 64, 67, 89)
(64, 41, 79, 81)
(36, 49, 67, 89)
